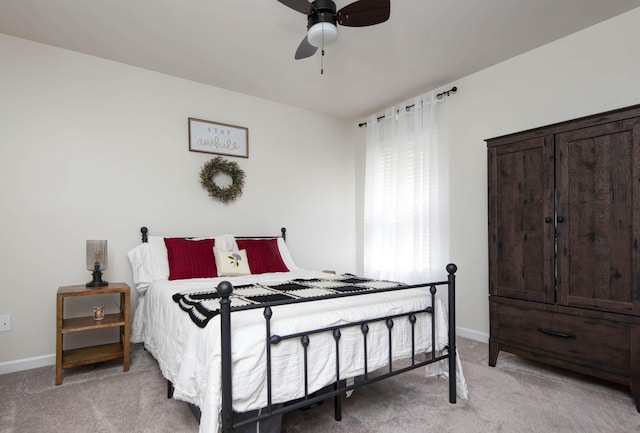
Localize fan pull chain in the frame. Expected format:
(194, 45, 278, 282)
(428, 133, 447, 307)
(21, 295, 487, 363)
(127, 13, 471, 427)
(320, 17, 325, 74)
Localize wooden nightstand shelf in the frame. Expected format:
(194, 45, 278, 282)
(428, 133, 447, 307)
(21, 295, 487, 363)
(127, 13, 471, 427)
(55, 282, 130, 385)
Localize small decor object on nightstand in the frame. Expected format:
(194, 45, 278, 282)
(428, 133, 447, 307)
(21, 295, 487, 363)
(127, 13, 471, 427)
(86, 240, 108, 287)
(92, 306, 104, 320)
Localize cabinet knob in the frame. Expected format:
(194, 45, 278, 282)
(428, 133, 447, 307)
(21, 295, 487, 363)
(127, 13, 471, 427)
(557, 216, 565, 223)
(545, 217, 553, 223)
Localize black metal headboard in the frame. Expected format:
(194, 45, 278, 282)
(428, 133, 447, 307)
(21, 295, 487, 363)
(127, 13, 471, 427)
(139, 226, 286, 243)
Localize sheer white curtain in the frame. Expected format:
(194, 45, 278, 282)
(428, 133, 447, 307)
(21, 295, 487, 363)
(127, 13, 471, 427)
(363, 91, 449, 284)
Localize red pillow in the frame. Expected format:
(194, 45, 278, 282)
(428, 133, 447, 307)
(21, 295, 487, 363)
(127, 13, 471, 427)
(164, 238, 217, 280)
(236, 238, 289, 274)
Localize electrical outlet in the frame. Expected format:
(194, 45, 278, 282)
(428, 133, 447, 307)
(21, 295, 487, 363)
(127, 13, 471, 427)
(0, 314, 11, 332)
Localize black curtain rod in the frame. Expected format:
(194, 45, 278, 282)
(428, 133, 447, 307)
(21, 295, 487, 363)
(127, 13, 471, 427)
(358, 86, 457, 127)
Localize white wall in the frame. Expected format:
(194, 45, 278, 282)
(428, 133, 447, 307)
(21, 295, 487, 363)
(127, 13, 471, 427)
(3, 6, 640, 369)
(444, 7, 640, 338)
(0, 34, 355, 365)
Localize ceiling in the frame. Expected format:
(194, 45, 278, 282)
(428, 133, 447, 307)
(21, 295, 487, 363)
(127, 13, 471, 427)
(1, 0, 639, 120)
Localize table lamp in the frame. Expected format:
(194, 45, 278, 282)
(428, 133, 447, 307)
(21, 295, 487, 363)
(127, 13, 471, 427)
(86, 240, 108, 287)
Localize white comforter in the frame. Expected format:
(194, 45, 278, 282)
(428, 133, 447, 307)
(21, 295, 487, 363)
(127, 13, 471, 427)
(132, 270, 468, 433)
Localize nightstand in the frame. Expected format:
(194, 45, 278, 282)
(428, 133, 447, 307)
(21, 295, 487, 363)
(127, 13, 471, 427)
(55, 282, 130, 385)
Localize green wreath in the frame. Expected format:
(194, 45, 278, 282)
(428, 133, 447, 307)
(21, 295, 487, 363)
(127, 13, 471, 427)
(199, 156, 245, 203)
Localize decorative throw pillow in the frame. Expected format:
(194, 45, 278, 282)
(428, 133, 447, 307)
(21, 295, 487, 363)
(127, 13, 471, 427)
(236, 238, 289, 274)
(164, 237, 217, 280)
(148, 234, 235, 281)
(214, 248, 251, 276)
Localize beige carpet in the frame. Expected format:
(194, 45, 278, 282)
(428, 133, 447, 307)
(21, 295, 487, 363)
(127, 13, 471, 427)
(0, 338, 638, 433)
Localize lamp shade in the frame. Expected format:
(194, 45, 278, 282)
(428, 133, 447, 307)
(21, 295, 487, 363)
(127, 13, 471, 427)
(86, 240, 108, 271)
(307, 22, 338, 48)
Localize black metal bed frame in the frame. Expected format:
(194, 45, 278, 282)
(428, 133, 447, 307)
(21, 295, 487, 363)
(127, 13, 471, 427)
(140, 226, 458, 433)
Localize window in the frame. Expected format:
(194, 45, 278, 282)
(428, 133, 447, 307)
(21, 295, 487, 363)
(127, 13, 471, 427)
(363, 92, 449, 283)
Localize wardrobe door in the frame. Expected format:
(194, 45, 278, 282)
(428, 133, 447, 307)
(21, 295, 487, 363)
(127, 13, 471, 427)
(488, 135, 555, 303)
(556, 118, 640, 315)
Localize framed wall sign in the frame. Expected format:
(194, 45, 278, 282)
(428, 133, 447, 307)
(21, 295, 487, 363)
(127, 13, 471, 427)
(188, 117, 249, 158)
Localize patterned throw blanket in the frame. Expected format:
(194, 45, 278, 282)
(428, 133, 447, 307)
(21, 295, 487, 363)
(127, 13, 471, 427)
(172, 275, 404, 328)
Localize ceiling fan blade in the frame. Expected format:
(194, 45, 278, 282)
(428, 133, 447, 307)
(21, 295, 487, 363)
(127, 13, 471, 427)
(337, 0, 390, 27)
(278, 0, 315, 15)
(295, 35, 318, 59)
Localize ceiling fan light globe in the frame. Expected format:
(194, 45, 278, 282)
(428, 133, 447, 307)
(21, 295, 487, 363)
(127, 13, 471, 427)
(307, 22, 338, 47)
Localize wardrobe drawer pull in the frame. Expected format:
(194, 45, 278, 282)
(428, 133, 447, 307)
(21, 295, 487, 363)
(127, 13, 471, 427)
(537, 327, 576, 339)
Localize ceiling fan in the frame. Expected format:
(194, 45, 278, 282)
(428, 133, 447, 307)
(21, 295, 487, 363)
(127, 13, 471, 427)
(278, 0, 391, 60)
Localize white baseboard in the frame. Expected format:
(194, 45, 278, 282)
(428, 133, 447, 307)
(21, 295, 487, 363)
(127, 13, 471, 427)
(456, 326, 489, 343)
(0, 353, 55, 375)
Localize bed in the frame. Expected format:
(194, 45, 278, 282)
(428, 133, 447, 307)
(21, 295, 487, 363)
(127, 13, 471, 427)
(128, 227, 468, 433)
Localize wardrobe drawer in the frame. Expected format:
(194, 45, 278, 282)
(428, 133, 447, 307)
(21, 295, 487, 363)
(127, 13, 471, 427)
(492, 303, 631, 372)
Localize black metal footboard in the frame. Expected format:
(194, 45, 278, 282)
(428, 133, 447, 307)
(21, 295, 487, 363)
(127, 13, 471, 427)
(218, 264, 458, 433)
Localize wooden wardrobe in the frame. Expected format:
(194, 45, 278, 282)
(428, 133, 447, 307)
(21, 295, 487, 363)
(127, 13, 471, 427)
(486, 104, 640, 412)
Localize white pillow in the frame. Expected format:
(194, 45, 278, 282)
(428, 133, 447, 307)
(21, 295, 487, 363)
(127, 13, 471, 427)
(127, 243, 153, 293)
(213, 248, 252, 276)
(276, 237, 298, 270)
(147, 236, 170, 280)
